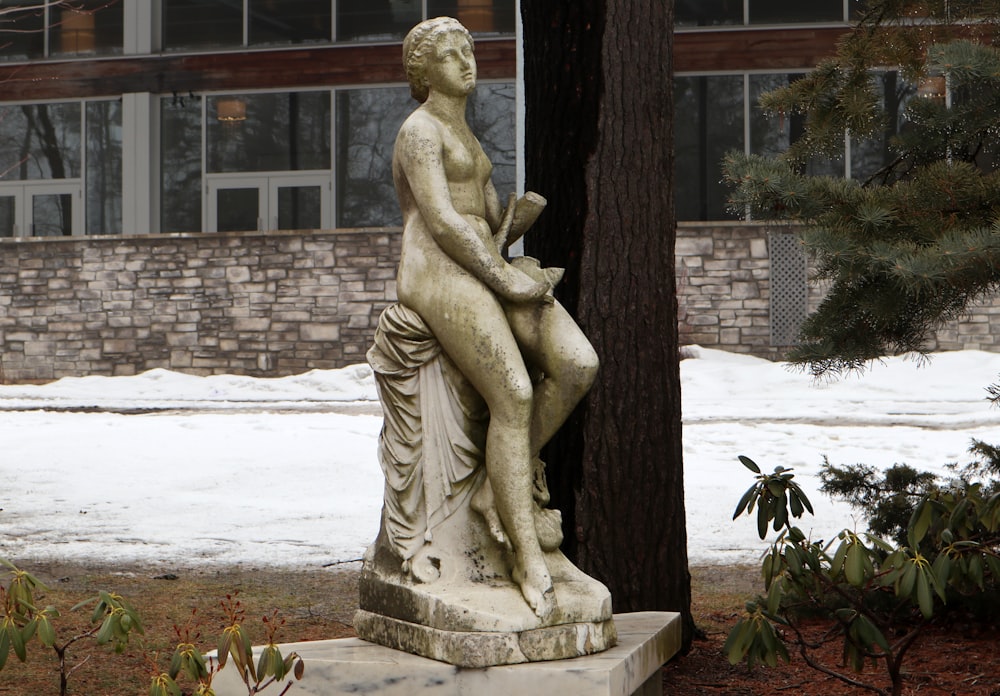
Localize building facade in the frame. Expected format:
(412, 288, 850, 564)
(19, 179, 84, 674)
(0, 2, 996, 380)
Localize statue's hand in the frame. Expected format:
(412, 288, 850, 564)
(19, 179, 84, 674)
(495, 267, 553, 304)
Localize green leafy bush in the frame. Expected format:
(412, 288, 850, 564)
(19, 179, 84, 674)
(726, 455, 1000, 696)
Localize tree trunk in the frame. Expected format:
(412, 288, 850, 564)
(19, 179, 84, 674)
(521, 0, 693, 649)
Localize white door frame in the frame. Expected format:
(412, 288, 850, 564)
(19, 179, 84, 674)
(0, 181, 83, 237)
(205, 172, 331, 233)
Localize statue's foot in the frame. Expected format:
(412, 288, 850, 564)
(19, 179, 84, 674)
(471, 480, 508, 547)
(403, 545, 441, 584)
(512, 556, 555, 619)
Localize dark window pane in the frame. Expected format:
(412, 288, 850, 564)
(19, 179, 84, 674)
(249, 0, 330, 46)
(86, 100, 122, 235)
(674, 75, 744, 221)
(0, 103, 81, 181)
(468, 82, 516, 198)
(750, 0, 844, 24)
(851, 71, 914, 182)
(336, 82, 515, 228)
(32, 193, 72, 236)
(163, 0, 243, 51)
(0, 2, 45, 62)
(676, 0, 742, 27)
(160, 94, 203, 233)
(277, 185, 321, 229)
(51, 0, 124, 58)
(207, 92, 331, 173)
(425, 0, 516, 35)
(336, 86, 411, 227)
(0, 196, 15, 236)
(750, 73, 846, 178)
(336, 0, 419, 41)
(750, 73, 817, 158)
(217, 188, 260, 232)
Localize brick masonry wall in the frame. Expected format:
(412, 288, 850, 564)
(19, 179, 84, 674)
(676, 223, 1000, 359)
(0, 229, 400, 382)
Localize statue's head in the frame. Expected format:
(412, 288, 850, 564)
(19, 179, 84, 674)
(403, 17, 475, 103)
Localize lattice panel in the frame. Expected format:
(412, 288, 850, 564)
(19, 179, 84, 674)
(769, 232, 808, 346)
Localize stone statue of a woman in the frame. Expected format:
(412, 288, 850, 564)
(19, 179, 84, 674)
(355, 17, 615, 667)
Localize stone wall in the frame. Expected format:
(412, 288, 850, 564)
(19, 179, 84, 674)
(3, 223, 1000, 383)
(0, 229, 400, 382)
(676, 222, 1000, 359)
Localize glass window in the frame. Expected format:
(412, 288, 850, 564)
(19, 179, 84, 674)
(336, 0, 420, 42)
(163, 0, 243, 51)
(468, 82, 516, 199)
(850, 71, 914, 182)
(335, 81, 515, 228)
(674, 75, 744, 221)
(750, 0, 844, 24)
(0, 2, 45, 62)
(86, 100, 122, 235)
(160, 94, 203, 233)
(426, 1, 516, 35)
(207, 92, 331, 173)
(750, 72, 845, 179)
(0, 103, 81, 181)
(50, 0, 123, 58)
(249, 0, 331, 46)
(335, 86, 411, 227)
(676, 0, 742, 27)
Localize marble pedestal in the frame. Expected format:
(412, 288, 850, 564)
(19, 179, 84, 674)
(209, 611, 679, 696)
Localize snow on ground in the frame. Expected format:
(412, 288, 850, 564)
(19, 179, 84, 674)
(1, 348, 998, 569)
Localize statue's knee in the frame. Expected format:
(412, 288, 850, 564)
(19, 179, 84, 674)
(575, 345, 600, 391)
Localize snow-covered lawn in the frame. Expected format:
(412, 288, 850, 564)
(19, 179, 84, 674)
(1, 348, 997, 567)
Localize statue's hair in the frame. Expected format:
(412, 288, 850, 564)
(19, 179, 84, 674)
(402, 17, 474, 103)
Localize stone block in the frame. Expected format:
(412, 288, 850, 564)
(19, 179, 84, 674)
(675, 237, 714, 256)
(300, 323, 340, 342)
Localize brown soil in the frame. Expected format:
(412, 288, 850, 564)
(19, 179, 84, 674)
(1, 560, 998, 695)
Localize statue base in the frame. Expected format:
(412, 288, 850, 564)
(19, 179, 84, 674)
(356, 498, 616, 666)
(209, 612, 679, 696)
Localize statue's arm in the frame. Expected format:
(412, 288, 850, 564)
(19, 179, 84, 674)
(397, 118, 549, 303)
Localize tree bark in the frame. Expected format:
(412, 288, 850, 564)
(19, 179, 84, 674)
(521, 0, 693, 649)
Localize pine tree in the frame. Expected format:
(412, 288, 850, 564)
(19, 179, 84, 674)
(724, 0, 1000, 375)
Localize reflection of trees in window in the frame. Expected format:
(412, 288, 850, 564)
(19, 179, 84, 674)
(0, 2, 46, 60)
(160, 95, 203, 233)
(0, 103, 81, 181)
(468, 82, 515, 197)
(207, 92, 331, 173)
(336, 82, 515, 228)
(336, 86, 411, 227)
(249, 0, 330, 46)
(750, 73, 843, 178)
(674, 75, 743, 221)
(0, 0, 123, 60)
(86, 100, 122, 235)
(850, 72, 915, 183)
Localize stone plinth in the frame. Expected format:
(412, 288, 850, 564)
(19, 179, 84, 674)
(209, 611, 679, 696)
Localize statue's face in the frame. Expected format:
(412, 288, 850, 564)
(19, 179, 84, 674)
(425, 31, 476, 98)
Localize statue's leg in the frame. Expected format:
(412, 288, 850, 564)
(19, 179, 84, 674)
(506, 298, 600, 453)
(415, 282, 555, 619)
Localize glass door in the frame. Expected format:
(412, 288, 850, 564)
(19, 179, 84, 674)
(207, 174, 330, 233)
(0, 183, 82, 237)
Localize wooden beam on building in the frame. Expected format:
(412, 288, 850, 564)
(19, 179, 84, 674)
(0, 38, 517, 100)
